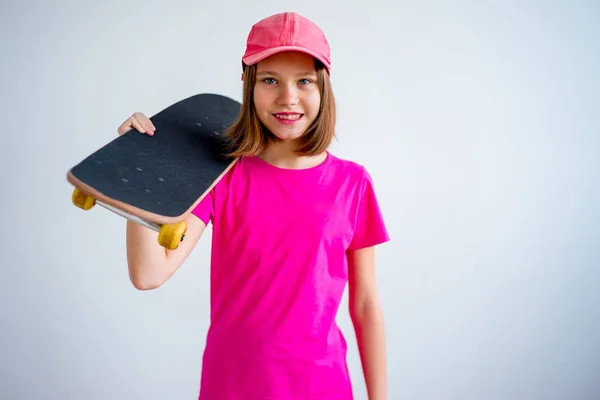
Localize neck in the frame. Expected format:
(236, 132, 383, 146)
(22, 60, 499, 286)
(259, 140, 327, 170)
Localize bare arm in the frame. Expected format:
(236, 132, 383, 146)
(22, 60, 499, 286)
(116, 112, 207, 289)
(126, 213, 207, 290)
(348, 246, 387, 400)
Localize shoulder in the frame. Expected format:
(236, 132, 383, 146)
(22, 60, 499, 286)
(206, 156, 246, 196)
(326, 152, 375, 185)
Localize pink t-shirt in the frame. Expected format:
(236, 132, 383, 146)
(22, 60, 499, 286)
(192, 152, 390, 399)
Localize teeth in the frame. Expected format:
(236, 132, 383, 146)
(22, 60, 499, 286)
(275, 114, 301, 120)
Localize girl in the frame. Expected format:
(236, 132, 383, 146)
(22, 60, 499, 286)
(117, 11, 390, 400)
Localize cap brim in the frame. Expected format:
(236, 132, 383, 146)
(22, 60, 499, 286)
(242, 46, 330, 73)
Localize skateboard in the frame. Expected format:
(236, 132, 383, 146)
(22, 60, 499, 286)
(66, 93, 241, 250)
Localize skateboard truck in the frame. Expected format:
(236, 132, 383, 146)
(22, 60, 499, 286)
(72, 188, 187, 250)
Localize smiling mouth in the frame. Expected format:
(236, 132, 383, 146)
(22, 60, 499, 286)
(273, 113, 304, 121)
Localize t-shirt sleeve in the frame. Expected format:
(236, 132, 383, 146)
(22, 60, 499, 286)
(191, 188, 214, 225)
(348, 167, 390, 251)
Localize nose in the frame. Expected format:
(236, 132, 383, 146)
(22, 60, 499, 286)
(276, 83, 299, 106)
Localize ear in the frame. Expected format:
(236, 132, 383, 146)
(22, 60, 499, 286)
(241, 73, 245, 81)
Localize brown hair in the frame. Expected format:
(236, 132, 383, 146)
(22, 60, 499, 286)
(223, 59, 336, 158)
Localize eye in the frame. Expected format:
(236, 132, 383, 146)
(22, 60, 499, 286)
(262, 78, 277, 84)
(298, 78, 312, 85)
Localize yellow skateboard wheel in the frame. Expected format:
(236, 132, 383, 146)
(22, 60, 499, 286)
(72, 188, 96, 210)
(158, 221, 187, 250)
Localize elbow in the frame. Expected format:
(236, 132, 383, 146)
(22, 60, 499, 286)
(131, 279, 162, 290)
(350, 294, 383, 323)
(131, 277, 163, 290)
(129, 269, 165, 291)
(350, 306, 364, 324)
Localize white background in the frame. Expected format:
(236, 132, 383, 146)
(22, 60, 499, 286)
(1, 0, 598, 399)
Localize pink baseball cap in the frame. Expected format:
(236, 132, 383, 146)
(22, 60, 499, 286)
(242, 12, 331, 74)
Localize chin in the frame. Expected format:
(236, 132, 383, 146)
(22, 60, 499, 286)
(261, 122, 306, 141)
(268, 127, 308, 142)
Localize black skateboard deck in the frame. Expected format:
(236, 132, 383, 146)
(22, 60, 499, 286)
(67, 93, 241, 249)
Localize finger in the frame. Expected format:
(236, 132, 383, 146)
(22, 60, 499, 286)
(130, 117, 150, 135)
(142, 117, 156, 134)
(134, 113, 155, 135)
(117, 119, 139, 136)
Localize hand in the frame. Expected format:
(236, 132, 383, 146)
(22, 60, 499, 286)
(117, 112, 156, 136)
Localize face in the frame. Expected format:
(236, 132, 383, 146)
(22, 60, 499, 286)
(252, 51, 321, 142)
